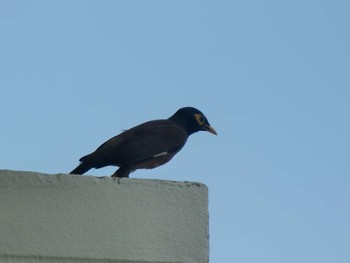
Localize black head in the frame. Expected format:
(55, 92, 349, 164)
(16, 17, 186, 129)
(168, 107, 217, 136)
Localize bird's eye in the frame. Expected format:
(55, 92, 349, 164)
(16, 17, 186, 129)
(194, 114, 206, 125)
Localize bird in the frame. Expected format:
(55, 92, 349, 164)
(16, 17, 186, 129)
(70, 107, 217, 177)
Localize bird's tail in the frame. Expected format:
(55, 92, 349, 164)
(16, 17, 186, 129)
(69, 162, 91, 175)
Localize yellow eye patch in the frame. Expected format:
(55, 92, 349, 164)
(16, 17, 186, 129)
(194, 113, 206, 125)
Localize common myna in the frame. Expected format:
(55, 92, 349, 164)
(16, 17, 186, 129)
(70, 107, 217, 177)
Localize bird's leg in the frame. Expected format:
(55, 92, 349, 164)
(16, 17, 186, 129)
(111, 167, 130, 178)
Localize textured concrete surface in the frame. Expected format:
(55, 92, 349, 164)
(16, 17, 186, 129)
(0, 170, 209, 263)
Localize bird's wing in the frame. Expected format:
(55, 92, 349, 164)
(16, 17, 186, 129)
(81, 120, 188, 168)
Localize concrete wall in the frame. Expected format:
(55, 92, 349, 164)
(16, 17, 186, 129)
(0, 170, 209, 263)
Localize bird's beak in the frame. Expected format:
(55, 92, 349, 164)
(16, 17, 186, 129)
(205, 125, 217, 135)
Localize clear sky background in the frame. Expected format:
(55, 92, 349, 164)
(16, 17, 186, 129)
(1, 1, 349, 262)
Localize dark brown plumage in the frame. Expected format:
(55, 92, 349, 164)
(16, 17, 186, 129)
(70, 107, 217, 177)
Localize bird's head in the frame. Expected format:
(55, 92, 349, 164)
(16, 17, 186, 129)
(169, 107, 217, 136)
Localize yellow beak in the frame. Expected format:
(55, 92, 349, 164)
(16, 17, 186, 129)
(205, 125, 217, 135)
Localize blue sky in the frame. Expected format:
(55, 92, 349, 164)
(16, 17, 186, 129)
(1, 1, 349, 262)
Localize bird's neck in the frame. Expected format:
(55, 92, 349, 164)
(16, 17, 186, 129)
(168, 115, 197, 136)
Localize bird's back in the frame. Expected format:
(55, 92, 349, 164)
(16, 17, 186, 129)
(81, 119, 188, 169)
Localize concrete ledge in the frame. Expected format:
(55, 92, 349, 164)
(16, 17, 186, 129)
(0, 170, 209, 263)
